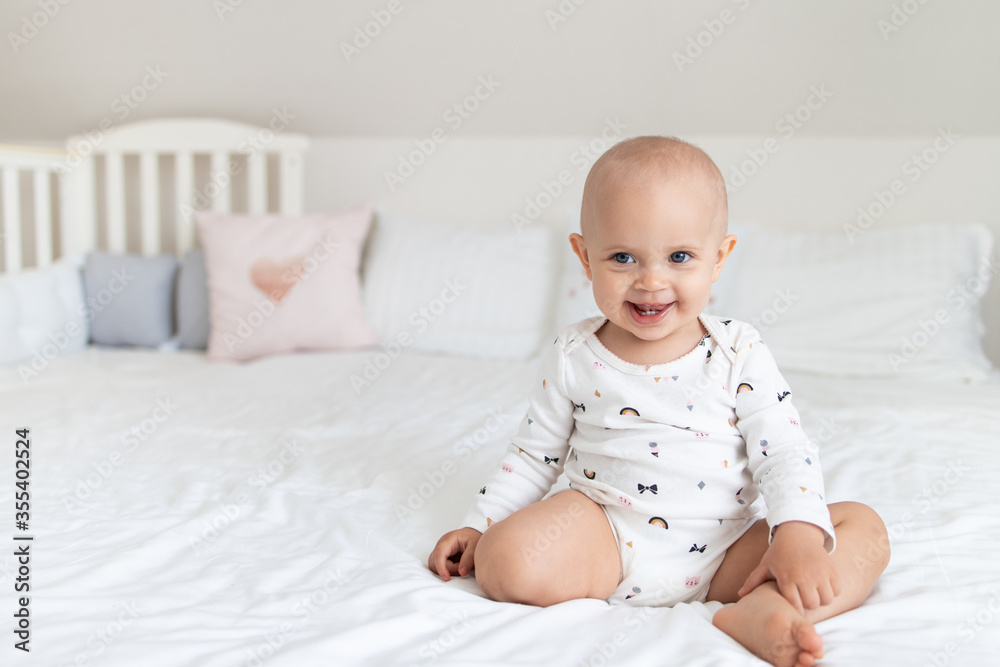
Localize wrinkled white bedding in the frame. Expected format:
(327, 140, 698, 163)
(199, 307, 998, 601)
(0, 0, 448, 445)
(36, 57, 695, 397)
(1, 347, 998, 666)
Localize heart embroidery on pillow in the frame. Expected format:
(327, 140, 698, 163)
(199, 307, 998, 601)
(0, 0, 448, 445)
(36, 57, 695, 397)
(249, 257, 307, 303)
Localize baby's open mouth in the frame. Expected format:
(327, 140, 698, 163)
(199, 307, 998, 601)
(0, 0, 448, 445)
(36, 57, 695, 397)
(633, 303, 666, 315)
(628, 301, 674, 323)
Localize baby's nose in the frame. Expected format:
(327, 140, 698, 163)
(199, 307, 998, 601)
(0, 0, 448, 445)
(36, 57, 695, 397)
(634, 264, 670, 291)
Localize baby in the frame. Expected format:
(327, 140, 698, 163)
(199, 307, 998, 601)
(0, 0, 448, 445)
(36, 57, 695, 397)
(428, 136, 889, 667)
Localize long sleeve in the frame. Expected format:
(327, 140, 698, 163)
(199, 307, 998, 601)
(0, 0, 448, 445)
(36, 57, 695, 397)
(461, 337, 575, 533)
(734, 338, 836, 552)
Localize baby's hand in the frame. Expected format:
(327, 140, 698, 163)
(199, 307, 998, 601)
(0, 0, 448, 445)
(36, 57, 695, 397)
(428, 527, 482, 581)
(738, 521, 840, 614)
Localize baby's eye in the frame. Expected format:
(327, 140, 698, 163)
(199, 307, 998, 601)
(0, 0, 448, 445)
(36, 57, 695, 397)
(669, 251, 690, 263)
(613, 253, 635, 264)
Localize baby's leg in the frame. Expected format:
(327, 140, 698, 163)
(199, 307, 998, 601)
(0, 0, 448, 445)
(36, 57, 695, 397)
(708, 502, 889, 667)
(474, 489, 620, 606)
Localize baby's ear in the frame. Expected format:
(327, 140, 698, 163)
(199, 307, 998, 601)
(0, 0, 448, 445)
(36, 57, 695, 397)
(712, 234, 738, 282)
(569, 233, 593, 281)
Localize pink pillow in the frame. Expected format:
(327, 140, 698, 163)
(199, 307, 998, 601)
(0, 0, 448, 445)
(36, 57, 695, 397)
(197, 206, 378, 361)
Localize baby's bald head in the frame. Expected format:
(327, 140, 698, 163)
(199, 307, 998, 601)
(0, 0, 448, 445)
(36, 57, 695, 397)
(580, 136, 728, 240)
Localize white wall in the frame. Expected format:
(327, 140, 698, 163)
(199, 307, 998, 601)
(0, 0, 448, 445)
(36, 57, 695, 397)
(304, 135, 1000, 363)
(1, 1, 998, 139)
(1, 0, 997, 361)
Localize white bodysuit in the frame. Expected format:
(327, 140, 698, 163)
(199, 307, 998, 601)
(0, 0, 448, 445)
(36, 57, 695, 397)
(463, 314, 836, 607)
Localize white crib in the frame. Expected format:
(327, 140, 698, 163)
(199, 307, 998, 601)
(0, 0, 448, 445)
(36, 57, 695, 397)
(0, 118, 309, 273)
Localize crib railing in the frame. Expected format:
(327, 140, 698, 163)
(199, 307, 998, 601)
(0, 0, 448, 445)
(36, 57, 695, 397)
(0, 144, 64, 272)
(0, 118, 309, 274)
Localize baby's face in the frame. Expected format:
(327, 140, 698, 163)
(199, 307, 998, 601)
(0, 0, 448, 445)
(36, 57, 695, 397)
(571, 174, 735, 360)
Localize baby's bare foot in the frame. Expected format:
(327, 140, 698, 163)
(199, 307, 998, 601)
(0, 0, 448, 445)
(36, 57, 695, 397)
(713, 587, 824, 667)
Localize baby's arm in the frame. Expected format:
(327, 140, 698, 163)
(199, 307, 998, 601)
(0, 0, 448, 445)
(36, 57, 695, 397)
(734, 337, 837, 609)
(430, 337, 576, 578)
(460, 338, 576, 533)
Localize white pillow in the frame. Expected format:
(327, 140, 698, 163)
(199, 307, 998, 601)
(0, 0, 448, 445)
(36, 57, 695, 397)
(362, 210, 556, 360)
(0, 260, 88, 374)
(713, 223, 995, 379)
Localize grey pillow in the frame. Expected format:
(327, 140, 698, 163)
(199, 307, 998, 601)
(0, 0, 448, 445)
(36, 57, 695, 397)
(84, 252, 178, 347)
(177, 250, 211, 349)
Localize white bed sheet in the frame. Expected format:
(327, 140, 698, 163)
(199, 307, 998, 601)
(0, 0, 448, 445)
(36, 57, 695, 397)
(1, 347, 998, 666)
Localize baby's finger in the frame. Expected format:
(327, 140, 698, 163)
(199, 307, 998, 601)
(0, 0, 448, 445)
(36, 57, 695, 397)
(799, 584, 820, 610)
(778, 581, 804, 614)
(738, 564, 770, 597)
(458, 545, 476, 577)
(817, 579, 836, 607)
(431, 553, 450, 581)
(829, 570, 842, 598)
(431, 541, 459, 581)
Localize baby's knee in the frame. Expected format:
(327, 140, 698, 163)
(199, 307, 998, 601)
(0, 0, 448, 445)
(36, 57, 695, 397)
(835, 501, 887, 533)
(474, 525, 546, 605)
(833, 501, 891, 568)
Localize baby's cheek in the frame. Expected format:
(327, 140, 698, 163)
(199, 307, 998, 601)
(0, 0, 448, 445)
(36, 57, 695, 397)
(680, 276, 715, 310)
(591, 290, 617, 317)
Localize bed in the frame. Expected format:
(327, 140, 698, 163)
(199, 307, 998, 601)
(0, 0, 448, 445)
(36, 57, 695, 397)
(1, 119, 998, 666)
